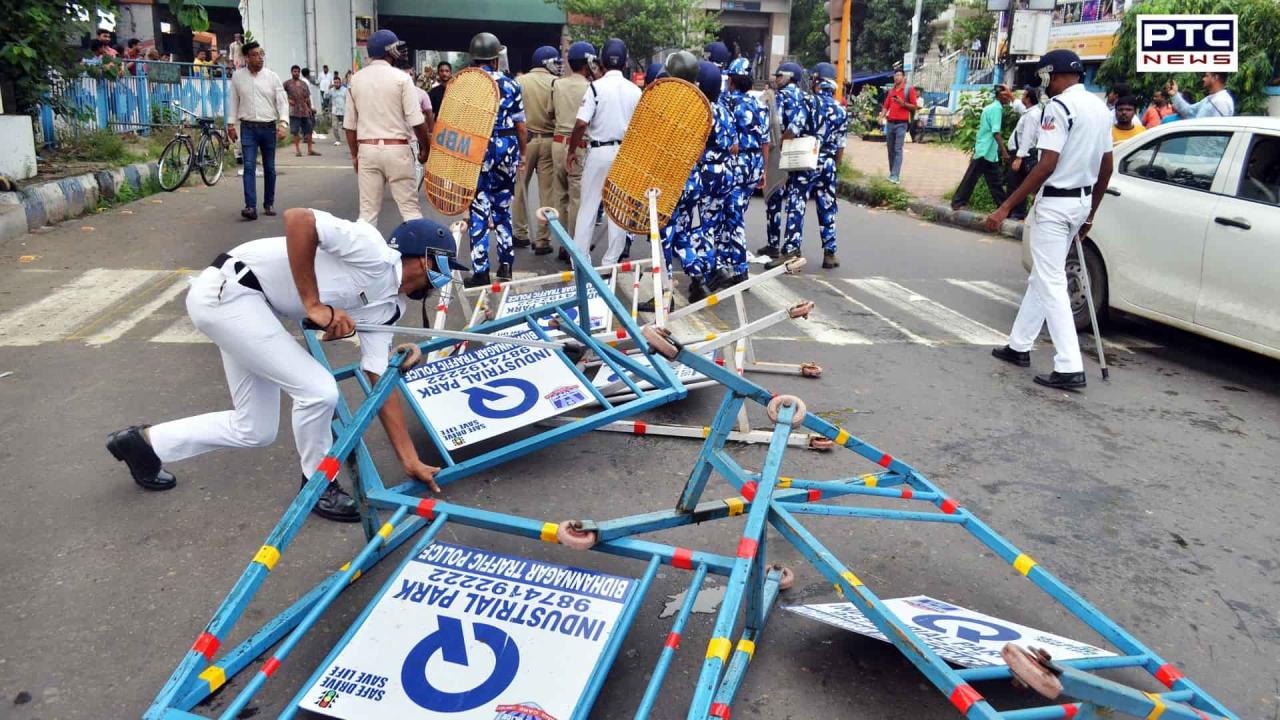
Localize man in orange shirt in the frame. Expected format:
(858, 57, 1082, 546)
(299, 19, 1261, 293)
(878, 69, 919, 184)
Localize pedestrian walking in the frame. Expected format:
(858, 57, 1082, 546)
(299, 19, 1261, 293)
(283, 65, 321, 157)
(985, 50, 1113, 390)
(225, 41, 288, 221)
(463, 32, 527, 286)
(512, 46, 561, 256)
(1005, 85, 1041, 221)
(327, 76, 348, 146)
(879, 69, 919, 184)
(759, 62, 812, 266)
(228, 33, 245, 69)
(343, 29, 431, 226)
(807, 62, 848, 269)
(565, 38, 641, 268)
(717, 58, 769, 288)
(550, 43, 594, 264)
(951, 84, 1012, 211)
(105, 209, 454, 521)
(1166, 73, 1234, 118)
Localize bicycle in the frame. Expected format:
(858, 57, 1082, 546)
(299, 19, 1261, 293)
(157, 102, 227, 191)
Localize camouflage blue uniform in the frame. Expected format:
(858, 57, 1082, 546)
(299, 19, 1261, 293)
(662, 170, 706, 281)
(808, 80, 848, 253)
(722, 88, 768, 276)
(468, 65, 525, 274)
(765, 82, 811, 253)
(694, 102, 738, 279)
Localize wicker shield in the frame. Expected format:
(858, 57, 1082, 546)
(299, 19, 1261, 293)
(424, 68, 500, 216)
(603, 78, 712, 233)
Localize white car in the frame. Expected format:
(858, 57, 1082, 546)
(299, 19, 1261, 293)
(1022, 116, 1280, 360)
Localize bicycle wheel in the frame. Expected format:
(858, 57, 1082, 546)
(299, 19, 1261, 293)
(157, 135, 194, 191)
(197, 131, 226, 186)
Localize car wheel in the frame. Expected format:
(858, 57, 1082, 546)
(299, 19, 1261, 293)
(1067, 241, 1107, 332)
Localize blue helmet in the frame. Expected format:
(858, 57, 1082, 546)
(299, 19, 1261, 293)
(726, 57, 751, 77)
(601, 38, 627, 69)
(775, 61, 804, 85)
(388, 218, 468, 270)
(532, 45, 561, 74)
(367, 29, 404, 60)
(644, 61, 668, 86)
(705, 41, 731, 66)
(813, 62, 837, 81)
(696, 60, 722, 102)
(567, 41, 596, 63)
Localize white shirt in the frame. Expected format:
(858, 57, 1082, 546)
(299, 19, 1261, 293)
(319, 72, 332, 93)
(1036, 83, 1112, 191)
(576, 70, 641, 143)
(227, 210, 406, 374)
(1008, 103, 1042, 158)
(227, 66, 289, 124)
(1170, 88, 1234, 119)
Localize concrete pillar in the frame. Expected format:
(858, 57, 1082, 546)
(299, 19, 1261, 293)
(767, 11, 789, 74)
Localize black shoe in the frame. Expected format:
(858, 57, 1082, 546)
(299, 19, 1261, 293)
(950, 202, 965, 212)
(756, 245, 780, 259)
(106, 425, 176, 491)
(765, 248, 800, 270)
(241, 207, 258, 221)
(687, 279, 708, 304)
(557, 248, 571, 264)
(533, 245, 553, 255)
(496, 262, 513, 281)
(464, 271, 492, 289)
(637, 296, 675, 313)
(301, 475, 361, 523)
(991, 345, 1030, 367)
(1034, 371, 1087, 390)
(513, 236, 532, 248)
(263, 206, 276, 216)
(704, 267, 733, 293)
(822, 251, 840, 269)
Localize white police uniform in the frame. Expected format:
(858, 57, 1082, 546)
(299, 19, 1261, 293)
(572, 69, 641, 264)
(148, 210, 405, 476)
(1007, 83, 1111, 374)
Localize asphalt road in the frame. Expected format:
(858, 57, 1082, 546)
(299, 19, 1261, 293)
(0, 153, 1276, 720)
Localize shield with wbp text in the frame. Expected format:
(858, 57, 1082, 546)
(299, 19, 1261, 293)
(603, 78, 712, 233)
(425, 68, 500, 216)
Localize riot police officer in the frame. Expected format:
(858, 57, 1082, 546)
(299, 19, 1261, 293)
(760, 62, 810, 268)
(715, 57, 769, 287)
(694, 61, 739, 293)
(807, 62, 848, 269)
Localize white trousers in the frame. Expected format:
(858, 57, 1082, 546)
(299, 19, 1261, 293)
(148, 267, 340, 477)
(1008, 194, 1089, 373)
(573, 144, 629, 265)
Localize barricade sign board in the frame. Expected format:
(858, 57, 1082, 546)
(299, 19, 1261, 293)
(497, 279, 615, 337)
(404, 331, 590, 448)
(300, 542, 637, 719)
(785, 595, 1115, 667)
(591, 351, 712, 394)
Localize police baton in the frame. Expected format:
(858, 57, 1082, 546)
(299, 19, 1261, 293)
(1073, 233, 1109, 381)
(302, 320, 566, 350)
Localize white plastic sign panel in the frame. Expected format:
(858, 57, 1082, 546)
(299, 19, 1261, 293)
(404, 331, 590, 448)
(591, 351, 714, 395)
(785, 595, 1115, 667)
(300, 542, 637, 719)
(497, 277, 614, 338)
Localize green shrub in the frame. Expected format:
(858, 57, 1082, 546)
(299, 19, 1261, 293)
(865, 176, 911, 211)
(943, 181, 998, 213)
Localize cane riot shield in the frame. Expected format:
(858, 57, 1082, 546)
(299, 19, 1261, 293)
(424, 67, 500, 216)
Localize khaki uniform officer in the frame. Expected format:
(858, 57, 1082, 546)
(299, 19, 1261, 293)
(550, 42, 594, 263)
(343, 29, 431, 226)
(512, 47, 561, 255)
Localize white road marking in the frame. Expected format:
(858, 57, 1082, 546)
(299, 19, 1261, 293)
(755, 277, 872, 345)
(813, 278, 934, 346)
(83, 273, 193, 346)
(945, 278, 1022, 307)
(847, 278, 1008, 345)
(0, 269, 166, 347)
(150, 317, 211, 344)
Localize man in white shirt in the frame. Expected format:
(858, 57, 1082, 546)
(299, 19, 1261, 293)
(984, 50, 1113, 390)
(106, 210, 458, 522)
(225, 41, 289, 221)
(565, 38, 641, 265)
(1005, 85, 1042, 220)
(1166, 72, 1234, 119)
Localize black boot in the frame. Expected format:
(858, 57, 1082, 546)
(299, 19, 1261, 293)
(756, 244, 780, 259)
(464, 271, 492, 289)
(496, 262, 513, 281)
(106, 425, 177, 491)
(512, 236, 532, 248)
(705, 266, 738, 293)
(637, 296, 675, 313)
(1034, 371, 1087, 390)
(991, 345, 1030, 367)
(822, 251, 840, 269)
(557, 247, 571, 264)
(533, 244, 553, 255)
(687, 278, 708, 304)
(301, 475, 361, 523)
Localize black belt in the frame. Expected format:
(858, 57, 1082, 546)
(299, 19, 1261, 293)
(589, 139, 621, 148)
(493, 128, 518, 137)
(528, 131, 554, 140)
(240, 120, 277, 129)
(1043, 185, 1092, 198)
(211, 253, 263, 292)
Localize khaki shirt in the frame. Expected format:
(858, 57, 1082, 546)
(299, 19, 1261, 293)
(342, 59, 425, 141)
(518, 68, 556, 134)
(551, 73, 591, 135)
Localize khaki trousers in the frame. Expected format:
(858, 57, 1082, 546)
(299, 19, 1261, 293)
(357, 143, 421, 226)
(551, 140, 584, 247)
(512, 136, 555, 247)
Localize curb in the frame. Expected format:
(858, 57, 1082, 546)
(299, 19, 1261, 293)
(836, 178, 1024, 242)
(0, 161, 158, 243)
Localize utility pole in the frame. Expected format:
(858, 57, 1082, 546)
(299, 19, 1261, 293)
(836, 0, 852, 102)
(906, 0, 923, 88)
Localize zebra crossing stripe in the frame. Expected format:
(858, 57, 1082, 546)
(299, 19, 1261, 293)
(83, 272, 193, 347)
(812, 278, 935, 346)
(848, 278, 1008, 346)
(0, 269, 167, 347)
(755, 277, 872, 346)
(945, 279, 1022, 307)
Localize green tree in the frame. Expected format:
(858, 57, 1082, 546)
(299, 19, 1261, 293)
(554, 0, 720, 64)
(1098, 0, 1280, 115)
(945, 12, 994, 52)
(790, 0, 831, 68)
(854, 0, 949, 70)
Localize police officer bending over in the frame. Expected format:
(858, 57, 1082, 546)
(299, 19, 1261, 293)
(986, 50, 1112, 390)
(106, 211, 457, 521)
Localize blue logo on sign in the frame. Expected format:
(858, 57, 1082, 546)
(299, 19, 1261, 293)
(401, 615, 521, 712)
(912, 614, 1022, 643)
(463, 378, 539, 419)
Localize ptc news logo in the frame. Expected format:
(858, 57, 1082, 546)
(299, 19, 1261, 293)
(1137, 15, 1237, 72)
